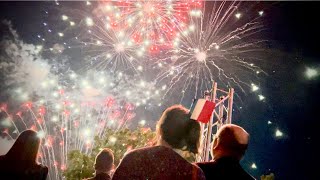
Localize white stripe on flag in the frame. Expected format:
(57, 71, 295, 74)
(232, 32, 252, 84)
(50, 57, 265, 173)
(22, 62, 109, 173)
(190, 99, 206, 120)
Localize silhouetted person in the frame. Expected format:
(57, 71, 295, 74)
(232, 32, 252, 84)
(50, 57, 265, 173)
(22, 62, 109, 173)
(0, 130, 48, 180)
(87, 148, 114, 180)
(196, 124, 255, 180)
(112, 105, 205, 180)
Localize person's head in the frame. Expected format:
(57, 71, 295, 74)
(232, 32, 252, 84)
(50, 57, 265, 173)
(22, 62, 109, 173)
(6, 130, 40, 164)
(156, 105, 201, 154)
(211, 124, 249, 161)
(94, 148, 114, 173)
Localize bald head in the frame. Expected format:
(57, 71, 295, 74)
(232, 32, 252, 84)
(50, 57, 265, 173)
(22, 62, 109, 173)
(212, 124, 249, 160)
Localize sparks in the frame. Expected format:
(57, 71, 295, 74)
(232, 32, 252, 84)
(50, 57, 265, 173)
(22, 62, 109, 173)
(86, 17, 93, 26)
(305, 67, 318, 79)
(139, 120, 146, 126)
(275, 129, 283, 137)
(258, 94, 265, 101)
(154, 2, 265, 98)
(235, 13, 241, 19)
(62, 15, 68, 21)
(259, 11, 264, 16)
(251, 84, 259, 92)
(195, 51, 207, 62)
(251, 163, 257, 169)
(58, 32, 64, 37)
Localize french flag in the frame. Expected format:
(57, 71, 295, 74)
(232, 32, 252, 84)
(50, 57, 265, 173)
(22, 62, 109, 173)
(190, 99, 215, 124)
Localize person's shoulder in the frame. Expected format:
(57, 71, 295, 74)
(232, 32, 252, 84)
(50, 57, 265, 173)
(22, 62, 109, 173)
(196, 161, 215, 166)
(191, 163, 206, 180)
(195, 161, 216, 169)
(122, 146, 149, 157)
(125, 146, 163, 156)
(117, 147, 153, 164)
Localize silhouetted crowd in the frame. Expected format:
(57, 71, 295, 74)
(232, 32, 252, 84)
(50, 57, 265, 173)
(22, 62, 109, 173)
(0, 105, 255, 180)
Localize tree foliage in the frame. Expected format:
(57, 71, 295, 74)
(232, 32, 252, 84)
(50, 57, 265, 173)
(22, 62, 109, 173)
(63, 127, 155, 179)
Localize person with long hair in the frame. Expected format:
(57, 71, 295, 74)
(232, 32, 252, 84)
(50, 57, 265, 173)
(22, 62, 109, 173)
(0, 129, 48, 180)
(112, 105, 205, 180)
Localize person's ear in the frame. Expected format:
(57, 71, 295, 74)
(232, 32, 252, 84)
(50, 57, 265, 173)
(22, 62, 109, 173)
(212, 136, 219, 150)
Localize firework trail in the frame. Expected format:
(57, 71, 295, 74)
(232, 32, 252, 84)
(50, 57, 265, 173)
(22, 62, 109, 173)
(42, 1, 266, 101)
(0, 22, 161, 179)
(153, 1, 266, 100)
(53, 1, 202, 72)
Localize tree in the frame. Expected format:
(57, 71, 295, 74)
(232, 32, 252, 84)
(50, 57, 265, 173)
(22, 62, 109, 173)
(63, 127, 155, 179)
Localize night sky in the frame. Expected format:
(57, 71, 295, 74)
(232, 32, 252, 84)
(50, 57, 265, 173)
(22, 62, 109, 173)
(0, 1, 319, 179)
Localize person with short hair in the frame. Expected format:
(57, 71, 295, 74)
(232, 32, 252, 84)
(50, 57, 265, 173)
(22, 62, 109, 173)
(112, 105, 205, 180)
(88, 148, 114, 180)
(0, 130, 48, 180)
(196, 124, 255, 180)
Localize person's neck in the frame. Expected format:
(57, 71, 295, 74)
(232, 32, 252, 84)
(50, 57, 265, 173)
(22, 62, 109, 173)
(157, 139, 172, 149)
(157, 139, 186, 157)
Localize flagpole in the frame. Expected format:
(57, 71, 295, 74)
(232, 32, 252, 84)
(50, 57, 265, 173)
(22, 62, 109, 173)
(227, 88, 234, 124)
(196, 82, 234, 162)
(203, 82, 217, 161)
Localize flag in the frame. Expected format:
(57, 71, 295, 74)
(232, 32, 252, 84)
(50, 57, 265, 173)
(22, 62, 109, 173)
(190, 99, 215, 123)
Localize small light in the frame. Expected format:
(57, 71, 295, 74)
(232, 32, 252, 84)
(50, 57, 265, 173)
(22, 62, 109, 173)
(251, 83, 259, 92)
(62, 15, 68, 21)
(235, 13, 241, 19)
(139, 120, 146, 126)
(258, 95, 265, 101)
(70, 21, 75, 26)
(259, 11, 264, 16)
(86, 17, 93, 26)
(251, 163, 257, 169)
(275, 129, 283, 137)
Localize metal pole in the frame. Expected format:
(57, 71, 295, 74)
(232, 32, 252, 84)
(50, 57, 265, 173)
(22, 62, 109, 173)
(203, 82, 217, 161)
(218, 96, 224, 128)
(227, 88, 234, 124)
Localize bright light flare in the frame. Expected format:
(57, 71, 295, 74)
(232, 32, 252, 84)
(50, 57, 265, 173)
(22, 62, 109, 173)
(259, 11, 264, 16)
(37, 130, 46, 138)
(251, 84, 259, 92)
(305, 67, 318, 79)
(235, 13, 241, 19)
(139, 120, 146, 126)
(109, 136, 117, 144)
(251, 163, 257, 169)
(62, 15, 68, 21)
(275, 129, 283, 137)
(258, 95, 265, 101)
(195, 51, 207, 62)
(86, 17, 94, 26)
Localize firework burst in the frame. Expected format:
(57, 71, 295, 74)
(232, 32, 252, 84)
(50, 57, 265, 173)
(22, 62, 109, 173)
(0, 26, 162, 179)
(99, 0, 202, 48)
(154, 1, 266, 100)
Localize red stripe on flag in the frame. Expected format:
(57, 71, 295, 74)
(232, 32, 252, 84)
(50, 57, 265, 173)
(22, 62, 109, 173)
(197, 101, 215, 123)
